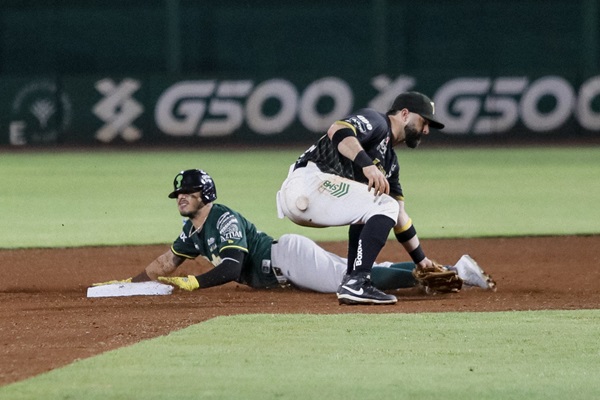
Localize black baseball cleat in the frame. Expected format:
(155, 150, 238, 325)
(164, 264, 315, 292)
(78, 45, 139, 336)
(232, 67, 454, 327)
(336, 271, 397, 305)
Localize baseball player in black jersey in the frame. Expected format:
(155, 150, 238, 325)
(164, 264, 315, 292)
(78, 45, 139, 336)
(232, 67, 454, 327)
(277, 91, 446, 305)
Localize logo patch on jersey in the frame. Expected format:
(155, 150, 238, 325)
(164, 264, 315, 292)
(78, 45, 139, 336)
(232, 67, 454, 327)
(217, 212, 243, 241)
(321, 180, 350, 198)
(377, 137, 389, 154)
(345, 115, 373, 133)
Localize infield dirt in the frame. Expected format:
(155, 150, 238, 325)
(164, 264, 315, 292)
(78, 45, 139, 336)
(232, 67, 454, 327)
(1, 235, 599, 386)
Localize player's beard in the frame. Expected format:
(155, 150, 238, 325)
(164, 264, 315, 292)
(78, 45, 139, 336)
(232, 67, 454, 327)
(179, 209, 197, 218)
(178, 194, 205, 218)
(178, 203, 202, 219)
(404, 122, 423, 149)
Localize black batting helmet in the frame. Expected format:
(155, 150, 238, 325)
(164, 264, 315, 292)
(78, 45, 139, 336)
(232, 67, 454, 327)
(168, 169, 217, 203)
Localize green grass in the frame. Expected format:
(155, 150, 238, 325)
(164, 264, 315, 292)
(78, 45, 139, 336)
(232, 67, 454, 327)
(2, 147, 599, 398)
(2, 311, 599, 399)
(399, 146, 600, 237)
(1, 146, 599, 248)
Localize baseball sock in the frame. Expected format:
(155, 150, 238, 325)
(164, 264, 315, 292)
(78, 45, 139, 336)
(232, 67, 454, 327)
(353, 215, 395, 275)
(371, 262, 417, 290)
(346, 224, 364, 275)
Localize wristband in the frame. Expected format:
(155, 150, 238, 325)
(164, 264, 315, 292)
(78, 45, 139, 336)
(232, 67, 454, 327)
(409, 245, 426, 264)
(353, 150, 373, 168)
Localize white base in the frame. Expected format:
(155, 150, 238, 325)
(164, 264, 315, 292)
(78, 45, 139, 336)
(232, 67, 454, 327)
(87, 281, 174, 298)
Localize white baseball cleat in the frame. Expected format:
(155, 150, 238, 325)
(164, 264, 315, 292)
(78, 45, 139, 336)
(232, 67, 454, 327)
(449, 255, 497, 291)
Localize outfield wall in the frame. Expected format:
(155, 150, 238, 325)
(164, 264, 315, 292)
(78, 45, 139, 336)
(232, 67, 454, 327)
(1, 1, 599, 146)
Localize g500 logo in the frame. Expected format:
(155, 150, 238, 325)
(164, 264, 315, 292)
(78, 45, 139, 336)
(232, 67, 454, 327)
(154, 78, 353, 136)
(435, 76, 600, 133)
(93, 78, 144, 143)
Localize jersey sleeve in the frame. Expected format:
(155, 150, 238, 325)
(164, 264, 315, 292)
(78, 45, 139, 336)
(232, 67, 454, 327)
(340, 109, 388, 146)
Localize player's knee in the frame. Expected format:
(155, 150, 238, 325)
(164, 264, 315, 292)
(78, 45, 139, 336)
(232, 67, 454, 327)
(380, 196, 400, 218)
(369, 196, 399, 221)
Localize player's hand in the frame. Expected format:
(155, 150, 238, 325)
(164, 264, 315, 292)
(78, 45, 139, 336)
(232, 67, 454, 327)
(416, 257, 434, 270)
(91, 277, 132, 286)
(158, 275, 200, 291)
(363, 165, 389, 196)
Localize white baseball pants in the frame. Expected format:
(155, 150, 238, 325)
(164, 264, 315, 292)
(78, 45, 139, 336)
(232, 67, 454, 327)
(276, 162, 399, 227)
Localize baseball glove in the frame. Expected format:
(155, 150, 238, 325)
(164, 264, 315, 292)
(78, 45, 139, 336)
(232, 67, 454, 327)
(412, 262, 463, 294)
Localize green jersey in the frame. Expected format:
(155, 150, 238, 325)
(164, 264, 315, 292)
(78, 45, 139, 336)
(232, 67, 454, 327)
(171, 203, 279, 288)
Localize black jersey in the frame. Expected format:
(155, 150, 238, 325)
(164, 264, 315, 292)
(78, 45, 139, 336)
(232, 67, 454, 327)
(295, 108, 403, 199)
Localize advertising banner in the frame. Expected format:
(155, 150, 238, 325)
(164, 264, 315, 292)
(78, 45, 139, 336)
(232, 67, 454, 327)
(2, 73, 598, 146)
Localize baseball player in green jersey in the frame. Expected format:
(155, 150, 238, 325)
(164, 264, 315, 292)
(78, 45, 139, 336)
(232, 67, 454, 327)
(94, 169, 495, 295)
